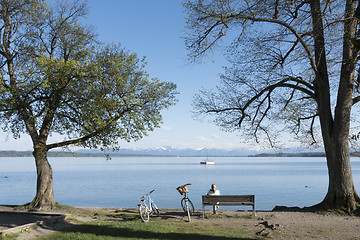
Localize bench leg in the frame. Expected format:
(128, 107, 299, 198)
(202, 204, 205, 218)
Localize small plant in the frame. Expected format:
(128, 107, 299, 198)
(54, 202, 71, 209)
(315, 207, 349, 216)
(0, 233, 19, 240)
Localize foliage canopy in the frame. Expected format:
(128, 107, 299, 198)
(0, 0, 177, 151)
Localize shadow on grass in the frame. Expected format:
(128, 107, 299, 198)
(159, 210, 201, 220)
(62, 224, 256, 240)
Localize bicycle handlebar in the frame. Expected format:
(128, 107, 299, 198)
(178, 183, 192, 188)
(141, 189, 155, 199)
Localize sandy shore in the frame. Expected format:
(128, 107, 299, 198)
(1, 206, 360, 239)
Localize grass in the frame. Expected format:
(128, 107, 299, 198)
(55, 206, 140, 221)
(33, 206, 256, 240)
(0, 234, 19, 240)
(0, 205, 260, 240)
(37, 220, 253, 240)
(314, 208, 349, 216)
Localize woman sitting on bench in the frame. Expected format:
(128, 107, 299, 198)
(207, 184, 220, 195)
(207, 184, 220, 212)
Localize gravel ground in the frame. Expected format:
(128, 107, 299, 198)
(1, 206, 360, 239)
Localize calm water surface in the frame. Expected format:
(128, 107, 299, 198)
(1, 156, 360, 211)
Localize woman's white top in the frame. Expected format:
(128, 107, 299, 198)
(207, 189, 220, 195)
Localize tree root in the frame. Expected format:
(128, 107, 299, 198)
(29, 194, 55, 211)
(273, 199, 360, 216)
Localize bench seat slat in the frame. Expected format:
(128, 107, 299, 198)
(201, 195, 255, 217)
(203, 195, 254, 202)
(204, 202, 254, 206)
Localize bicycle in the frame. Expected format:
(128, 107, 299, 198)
(138, 189, 160, 222)
(176, 183, 195, 222)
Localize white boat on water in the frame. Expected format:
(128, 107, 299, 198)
(200, 148, 214, 164)
(200, 160, 215, 165)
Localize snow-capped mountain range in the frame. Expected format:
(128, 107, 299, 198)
(76, 146, 309, 157)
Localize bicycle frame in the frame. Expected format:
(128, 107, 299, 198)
(183, 193, 191, 210)
(177, 183, 194, 222)
(140, 193, 153, 211)
(139, 190, 159, 222)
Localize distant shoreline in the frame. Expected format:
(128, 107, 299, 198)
(250, 152, 360, 157)
(1, 150, 360, 158)
(0, 151, 163, 158)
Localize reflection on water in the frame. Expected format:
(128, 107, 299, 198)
(1, 157, 359, 211)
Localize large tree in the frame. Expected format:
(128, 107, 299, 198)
(184, 0, 360, 212)
(0, 0, 177, 209)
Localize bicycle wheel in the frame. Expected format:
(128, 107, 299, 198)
(151, 202, 160, 217)
(181, 198, 195, 214)
(139, 203, 150, 222)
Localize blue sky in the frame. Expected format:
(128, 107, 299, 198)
(84, 0, 252, 151)
(0, 0, 294, 151)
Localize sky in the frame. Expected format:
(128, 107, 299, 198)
(0, 0, 296, 152)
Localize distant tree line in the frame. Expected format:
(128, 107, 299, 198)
(0, 151, 156, 158)
(251, 152, 360, 158)
(2, 151, 360, 158)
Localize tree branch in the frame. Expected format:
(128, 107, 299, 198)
(46, 109, 126, 150)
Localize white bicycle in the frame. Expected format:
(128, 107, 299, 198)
(138, 189, 160, 222)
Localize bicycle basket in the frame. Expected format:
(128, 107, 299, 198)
(176, 185, 188, 195)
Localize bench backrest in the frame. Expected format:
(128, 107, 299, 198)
(202, 195, 254, 204)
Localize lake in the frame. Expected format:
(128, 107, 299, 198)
(1, 156, 360, 211)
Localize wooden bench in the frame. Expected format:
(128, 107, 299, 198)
(202, 195, 255, 217)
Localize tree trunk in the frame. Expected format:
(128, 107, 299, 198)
(29, 145, 55, 210)
(318, 82, 360, 212)
(309, 0, 360, 213)
(320, 137, 360, 212)
(316, 70, 360, 212)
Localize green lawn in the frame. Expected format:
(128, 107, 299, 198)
(37, 220, 255, 240)
(0, 206, 260, 240)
